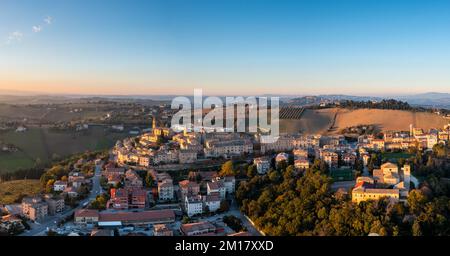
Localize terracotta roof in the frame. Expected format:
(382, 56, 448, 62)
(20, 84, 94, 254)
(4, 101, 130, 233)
(381, 162, 398, 169)
(228, 231, 251, 236)
(181, 221, 216, 234)
(207, 182, 224, 190)
(75, 209, 99, 218)
(99, 210, 175, 223)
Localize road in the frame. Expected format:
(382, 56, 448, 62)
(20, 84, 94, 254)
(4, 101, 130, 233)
(229, 198, 264, 236)
(21, 162, 104, 236)
(194, 197, 263, 236)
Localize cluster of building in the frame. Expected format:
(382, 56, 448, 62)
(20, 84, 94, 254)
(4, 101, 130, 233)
(114, 125, 258, 168)
(21, 195, 65, 221)
(53, 159, 92, 198)
(182, 174, 235, 217)
(0, 211, 24, 235)
(74, 208, 175, 228)
(359, 124, 450, 152)
(352, 163, 411, 203)
(254, 134, 356, 175)
(104, 167, 170, 210)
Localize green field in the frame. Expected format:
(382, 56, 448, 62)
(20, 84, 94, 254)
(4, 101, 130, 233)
(0, 152, 35, 171)
(382, 152, 413, 162)
(0, 179, 42, 204)
(0, 126, 128, 173)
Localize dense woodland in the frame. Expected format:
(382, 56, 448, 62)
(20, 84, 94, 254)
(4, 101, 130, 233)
(236, 145, 450, 236)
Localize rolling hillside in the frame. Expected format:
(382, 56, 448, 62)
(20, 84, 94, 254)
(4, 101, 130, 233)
(280, 108, 449, 134)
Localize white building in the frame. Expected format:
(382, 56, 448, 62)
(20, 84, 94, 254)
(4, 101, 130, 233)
(222, 176, 236, 194)
(254, 157, 270, 175)
(207, 181, 226, 199)
(260, 134, 294, 154)
(185, 195, 203, 217)
(203, 194, 221, 212)
(204, 139, 253, 158)
(53, 181, 67, 192)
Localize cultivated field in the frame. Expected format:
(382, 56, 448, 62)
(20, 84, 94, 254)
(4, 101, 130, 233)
(280, 108, 337, 134)
(0, 126, 128, 173)
(280, 108, 448, 134)
(0, 179, 41, 204)
(333, 109, 448, 133)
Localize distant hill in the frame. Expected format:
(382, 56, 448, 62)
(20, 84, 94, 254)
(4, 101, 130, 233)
(283, 92, 450, 109)
(396, 92, 450, 108)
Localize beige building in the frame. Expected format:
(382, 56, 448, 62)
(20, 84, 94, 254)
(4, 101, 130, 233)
(322, 151, 339, 169)
(158, 178, 174, 201)
(74, 209, 100, 225)
(293, 148, 308, 159)
(22, 197, 48, 221)
(260, 135, 294, 154)
(352, 187, 400, 204)
(154, 224, 173, 236)
(294, 159, 310, 170)
(204, 139, 253, 158)
(179, 150, 197, 164)
(352, 162, 411, 204)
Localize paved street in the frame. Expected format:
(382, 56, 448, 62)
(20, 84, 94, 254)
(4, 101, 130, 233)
(229, 198, 263, 236)
(21, 162, 103, 236)
(196, 198, 263, 236)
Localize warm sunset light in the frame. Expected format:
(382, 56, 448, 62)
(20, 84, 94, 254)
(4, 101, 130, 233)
(1, 1, 450, 249)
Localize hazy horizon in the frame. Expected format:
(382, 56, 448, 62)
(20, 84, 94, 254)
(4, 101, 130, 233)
(1, 88, 450, 98)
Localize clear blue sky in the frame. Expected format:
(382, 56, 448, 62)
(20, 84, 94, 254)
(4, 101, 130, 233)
(1, 0, 450, 95)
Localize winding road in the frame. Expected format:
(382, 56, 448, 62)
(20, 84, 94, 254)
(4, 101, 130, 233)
(21, 163, 103, 236)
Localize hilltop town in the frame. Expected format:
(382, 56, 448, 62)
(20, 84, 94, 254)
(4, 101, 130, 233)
(1, 105, 449, 236)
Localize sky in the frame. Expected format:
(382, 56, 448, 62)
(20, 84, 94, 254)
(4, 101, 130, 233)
(1, 0, 450, 96)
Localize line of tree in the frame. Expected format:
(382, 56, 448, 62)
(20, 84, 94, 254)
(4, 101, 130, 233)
(339, 99, 414, 110)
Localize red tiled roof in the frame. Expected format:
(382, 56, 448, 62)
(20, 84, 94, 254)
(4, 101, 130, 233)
(99, 210, 175, 223)
(75, 209, 99, 218)
(181, 221, 216, 234)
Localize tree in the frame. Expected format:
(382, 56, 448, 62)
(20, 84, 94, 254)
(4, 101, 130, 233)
(247, 164, 257, 178)
(219, 200, 230, 212)
(89, 194, 109, 210)
(219, 161, 235, 177)
(407, 190, 427, 215)
(412, 221, 422, 236)
(145, 172, 154, 188)
(45, 179, 55, 193)
(432, 144, 447, 158)
(182, 216, 191, 224)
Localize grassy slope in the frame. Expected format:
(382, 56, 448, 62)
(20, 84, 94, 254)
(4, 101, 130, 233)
(0, 126, 127, 173)
(280, 108, 448, 134)
(0, 179, 41, 204)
